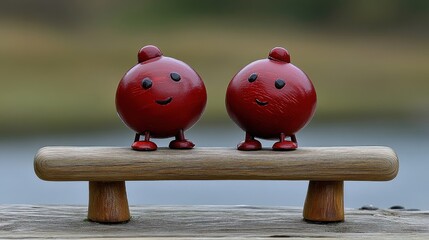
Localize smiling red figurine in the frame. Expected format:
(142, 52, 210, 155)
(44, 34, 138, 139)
(226, 47, 316, 151)
(116, 45, 207, 151)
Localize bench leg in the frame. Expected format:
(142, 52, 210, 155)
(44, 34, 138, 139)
(303, 181, 344, 223)
(88, 181, 130, 223)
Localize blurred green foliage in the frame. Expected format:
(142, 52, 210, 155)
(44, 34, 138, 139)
(1, 0, 428, 30)
(0, 0, 428, 135)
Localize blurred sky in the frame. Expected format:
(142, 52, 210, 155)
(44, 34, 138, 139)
(0, 0, 428, 135)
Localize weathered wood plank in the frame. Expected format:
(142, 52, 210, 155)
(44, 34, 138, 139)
(34, 146, 398, 181)
(0, 205, 427, 239)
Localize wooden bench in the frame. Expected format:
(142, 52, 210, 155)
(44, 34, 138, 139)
(34, 146, 399, 223)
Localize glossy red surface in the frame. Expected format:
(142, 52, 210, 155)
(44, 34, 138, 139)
(116, 45, 207, 150)
(225, 47, 316, 150)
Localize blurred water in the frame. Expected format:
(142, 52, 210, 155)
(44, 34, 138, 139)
(0, 121, 428, 210)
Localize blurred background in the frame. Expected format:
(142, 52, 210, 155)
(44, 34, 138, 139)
(0, 0, 428, 210)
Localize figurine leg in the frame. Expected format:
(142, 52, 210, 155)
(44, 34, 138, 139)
(131, 132, 157, 151)
(237, 132, 262, 151)
(272, 133, 297, 151)
(169, 129, 195, 149)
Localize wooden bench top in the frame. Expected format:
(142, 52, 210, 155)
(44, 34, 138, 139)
(34, 146, 398, 182)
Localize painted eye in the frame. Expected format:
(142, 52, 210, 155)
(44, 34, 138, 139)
(248, 73, 258, 82)
(275, 79, 285, 89)
(141, 78, 152, 89)
(170, 72, 181, 82)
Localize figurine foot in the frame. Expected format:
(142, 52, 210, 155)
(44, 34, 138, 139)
(169, 139, 195, 149)
(272, 141, 297, 151)
(237, 139, 262, 151)
(132, 141, 157, 151)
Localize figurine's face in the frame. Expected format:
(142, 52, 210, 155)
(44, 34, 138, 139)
(226, 59, 316, 139)
(116, 56, 206, 138)
(238, 64, 289, 109)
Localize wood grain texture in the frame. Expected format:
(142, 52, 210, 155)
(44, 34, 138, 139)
(34, 146, 399, 182)
(88, 181, 130, 223)
(303, 181, 344, 222)
(0, 205, 427, 239)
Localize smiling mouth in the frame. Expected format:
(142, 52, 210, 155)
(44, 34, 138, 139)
(155, 97, 173, 105)
(255, 98, 268, 106)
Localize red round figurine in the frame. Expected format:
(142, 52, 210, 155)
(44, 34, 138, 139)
(225, 47, 316, 151)
(116, 45, 207, 151)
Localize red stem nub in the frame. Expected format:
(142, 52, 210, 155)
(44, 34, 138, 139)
(268, 47, 291, 63)
(138, 45, 163, 63)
